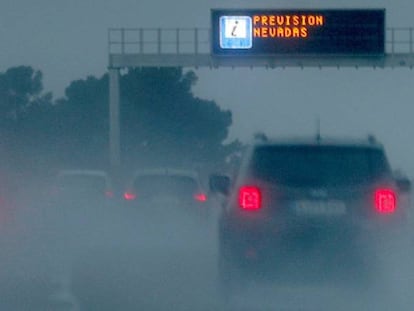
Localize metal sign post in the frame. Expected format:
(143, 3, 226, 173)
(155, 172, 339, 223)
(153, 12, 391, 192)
(109, 68, 120, 167)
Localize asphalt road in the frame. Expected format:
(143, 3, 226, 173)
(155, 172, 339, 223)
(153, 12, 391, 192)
(1, 195, 414, 311)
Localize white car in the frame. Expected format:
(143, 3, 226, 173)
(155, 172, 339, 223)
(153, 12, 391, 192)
(123, 168, 208, 211)
(53, 169, 114, 204)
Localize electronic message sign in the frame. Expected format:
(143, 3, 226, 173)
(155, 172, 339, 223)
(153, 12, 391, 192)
(211, 9, 385, 55)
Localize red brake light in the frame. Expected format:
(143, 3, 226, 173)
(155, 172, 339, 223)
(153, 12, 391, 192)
(105, 191, 114, 198)
(374, 189, 396, 214)
(194, 193, 207, 202)
(239, 186, 261, 210)
(124, 192, 137, 201)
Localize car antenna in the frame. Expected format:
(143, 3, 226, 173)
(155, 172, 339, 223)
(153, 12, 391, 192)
(316, 117, 321, 143)
(367, 134, 377, 144)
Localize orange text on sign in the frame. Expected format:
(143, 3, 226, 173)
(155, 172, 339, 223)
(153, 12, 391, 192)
(253, 15, 324, 27)
(252, 14, 324, 38)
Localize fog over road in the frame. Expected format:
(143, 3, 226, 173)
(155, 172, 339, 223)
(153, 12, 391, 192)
(0, 187, 413, 311)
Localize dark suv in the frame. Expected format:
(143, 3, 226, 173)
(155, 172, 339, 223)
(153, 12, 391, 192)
(210, 137, 411, 296)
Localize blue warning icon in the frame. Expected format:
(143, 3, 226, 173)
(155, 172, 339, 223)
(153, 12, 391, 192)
(219, 16, 253, 49)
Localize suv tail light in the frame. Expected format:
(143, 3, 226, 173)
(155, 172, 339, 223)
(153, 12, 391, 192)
(239, 186, 261, 210)
(124, 191, 137, 201)
(194, 193, 207, 202)
(374, 189, 396, 214)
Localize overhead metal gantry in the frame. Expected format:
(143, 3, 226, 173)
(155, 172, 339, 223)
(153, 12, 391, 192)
(108, 27, 414, 167)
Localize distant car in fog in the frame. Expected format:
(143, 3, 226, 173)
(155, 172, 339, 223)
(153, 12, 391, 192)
(123, 168, 208, 215)
(210, 136, 411, 299)
(51, 169, 115, 205)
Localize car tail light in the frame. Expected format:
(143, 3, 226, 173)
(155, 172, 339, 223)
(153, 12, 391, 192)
(124, 191, 137, 201)
(105, 190, 114, 198)
(194, 193, 207, 202)
(239, 186, 261, 210)
(374, 189, 396, 214)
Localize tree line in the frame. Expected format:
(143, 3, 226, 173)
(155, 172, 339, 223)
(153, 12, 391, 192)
(0, 66, 242, 179)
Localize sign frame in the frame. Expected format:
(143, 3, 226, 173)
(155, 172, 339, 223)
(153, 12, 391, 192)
(211, 9, 385, 56)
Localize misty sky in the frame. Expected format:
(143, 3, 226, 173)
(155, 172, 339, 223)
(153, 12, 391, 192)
(1, 0, 414, 175)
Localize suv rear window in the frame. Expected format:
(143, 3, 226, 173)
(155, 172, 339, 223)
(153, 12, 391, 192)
(248, 145, 391, 187)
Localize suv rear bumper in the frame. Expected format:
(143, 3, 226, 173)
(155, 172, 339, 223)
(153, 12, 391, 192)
(219, 213, 405, 266)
